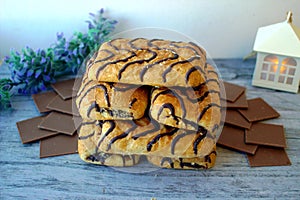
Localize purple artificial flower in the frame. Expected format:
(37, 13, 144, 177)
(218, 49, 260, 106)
(39, 82, 47, 91)
(35, 69, 42, 78)
(99, 8, 104, 14)
(18, 88, 23, 94)
(86, 20, 95, 29)
(40, 49, 46, 57)
(89, 12, 95, 17)
(72, 48, 77, 56)
(110, 20, 118, 24)
(27, 69, 34, 77)
(16, 68, 26, 77)
(4, 56, 10, 62)
(43, 75, 51, 81)
(36, 48, 41, 55)
(57, 32, 64, 40)
(22, 63, 28, 70)
(20, 54, 25, 62)
(40, 57, 46, 64)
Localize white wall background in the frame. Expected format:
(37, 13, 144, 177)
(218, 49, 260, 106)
(0, 0, 299, 59)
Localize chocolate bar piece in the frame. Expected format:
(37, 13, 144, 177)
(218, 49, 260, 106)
(226, 92, 248, 109)
(238, 98, 280, 122)
(32, 91, 57, 113)
(245, 122, 287, 148)
(38, 112, 77, 135)
(225, 109, 252, 129)
(51, 79, 76, 100)
(16, 116, 58, 144)
(217, 125, 258, 155)
(40, 133, 78, 158)
(223, 82, 246, 102)
(47, 95, 79, 116)
(247, 146, 291, 167)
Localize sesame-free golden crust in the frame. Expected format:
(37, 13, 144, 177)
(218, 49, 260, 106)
(87, 38, 207, 88)
(147, 145, 216, 169)
(78, 119, 215, 168)
(149, 64, 221, 132)
(76, 75, 149, 120)
(78, 118, 216, 159)
(78, 119, 140, 167)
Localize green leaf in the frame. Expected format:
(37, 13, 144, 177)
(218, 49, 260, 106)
(0, 78, 13, 110)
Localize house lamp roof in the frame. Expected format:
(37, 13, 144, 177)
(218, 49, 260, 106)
(253, 11, 300, 58)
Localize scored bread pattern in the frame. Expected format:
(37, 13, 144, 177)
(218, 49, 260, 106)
(150, 64, 221, 132)
(78, 118, 216, 158)
(147, 146, 217, 169)
(78, 120, 140, 167)
(78, 119, 216, 168)
(87, 38, 207, 87)
(76, 74, 149, 120)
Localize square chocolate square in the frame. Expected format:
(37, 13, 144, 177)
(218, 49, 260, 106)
(40, 133, 78, 158)
(225, 109, 252, 129)
(223, 82, 246, 102)
(16, 116, 58, 144)
(247, 146, 291, 167)
(245, 122, 287, 148)
(217, 125, 258, 155)
(38, 112, 77, 135)
(238, 98, 280, 122)
(51, 79, 76, 100)
(32, 91, 57, 113)
(47, 95, 79, 116)
(226, 92, 248, 109)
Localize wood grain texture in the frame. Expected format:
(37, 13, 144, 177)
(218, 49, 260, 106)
(1, 59, 299, 199)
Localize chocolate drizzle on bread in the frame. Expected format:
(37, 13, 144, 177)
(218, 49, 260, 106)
(76, 78, 149, 120)
(77, 38, 222, 169)
(88, 38, 207, 87)
(140, 52, 179, 82)
(78, 119, 214, 158)
(148, 146, 217, 169)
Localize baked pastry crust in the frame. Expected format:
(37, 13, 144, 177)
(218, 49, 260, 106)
(147, 145, 216, 169)
(87, 38, 207, 88)
(77, 38, 222, 169)
(79, 118, 215, 158)
(76, 75, 150, 120)
(149, 64, 221, 132)
(78, 120, 140, 166)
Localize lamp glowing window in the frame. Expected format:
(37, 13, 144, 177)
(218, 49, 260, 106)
(280, 66, 287, 74)
(260, 55, 297, 85)
(283, 57, 297, 66)
(279, 57, 297, 85)
(260, 55, 278, 82)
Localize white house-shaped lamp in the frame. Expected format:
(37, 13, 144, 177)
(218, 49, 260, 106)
(252, 12, 300, 93)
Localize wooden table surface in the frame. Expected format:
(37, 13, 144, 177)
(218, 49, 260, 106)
(1, 59, 299, 199)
